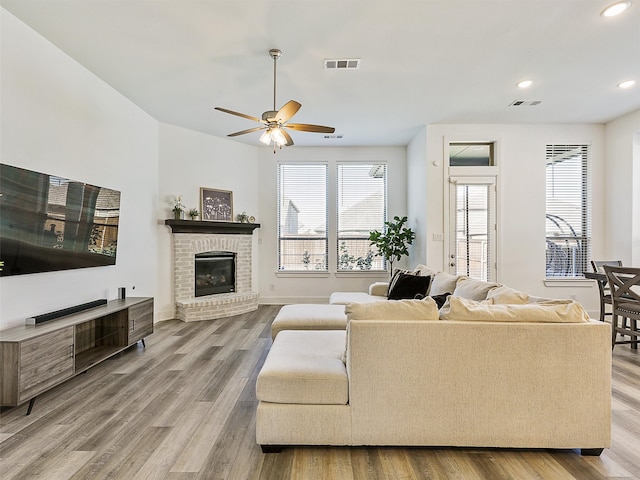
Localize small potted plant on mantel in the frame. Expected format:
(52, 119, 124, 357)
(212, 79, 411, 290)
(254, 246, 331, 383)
(172, 195, 185, 220)
(188, 208, 199, 220)
(368, 215, 415, 276)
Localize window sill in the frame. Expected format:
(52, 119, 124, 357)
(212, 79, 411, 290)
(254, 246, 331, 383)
(543, 278, 594, 287)
(275, 271, 388, 278)
(335, 271, 388, 278)
(276, 271, 331, 278)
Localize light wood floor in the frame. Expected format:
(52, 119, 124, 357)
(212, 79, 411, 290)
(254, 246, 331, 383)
(1, 305, 639, 480)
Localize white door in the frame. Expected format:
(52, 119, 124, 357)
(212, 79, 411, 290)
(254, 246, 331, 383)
(448, 177, 497, 281)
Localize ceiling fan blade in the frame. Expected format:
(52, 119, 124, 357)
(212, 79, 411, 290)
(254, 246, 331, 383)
(282, 129, 294, 147)
(286, 123, 335, 134)
(275, 100, 301, 123)
(215, 107, 264, 124)
(227, 126, 266, 137)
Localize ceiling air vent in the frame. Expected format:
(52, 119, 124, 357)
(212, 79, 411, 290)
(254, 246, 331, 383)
(324, 59, 360, 70)
(509, 100, 542, 106)
(323, 134, 344, 139)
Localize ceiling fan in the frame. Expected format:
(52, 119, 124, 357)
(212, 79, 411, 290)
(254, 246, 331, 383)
(215, 49, 335, 151)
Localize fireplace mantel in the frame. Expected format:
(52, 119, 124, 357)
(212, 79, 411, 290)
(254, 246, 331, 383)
(165, 219, 260, 235)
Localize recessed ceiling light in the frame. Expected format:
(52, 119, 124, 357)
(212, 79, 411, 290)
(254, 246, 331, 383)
(517, 80, 533, 89)
(618, 80, 636, 88)
(601, 1, 631, 17)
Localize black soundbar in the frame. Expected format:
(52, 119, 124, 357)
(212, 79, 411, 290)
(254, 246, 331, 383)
(26, 299, 108, 325)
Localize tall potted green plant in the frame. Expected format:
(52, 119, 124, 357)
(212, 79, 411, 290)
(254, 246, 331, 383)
(368, 215, 415, 276)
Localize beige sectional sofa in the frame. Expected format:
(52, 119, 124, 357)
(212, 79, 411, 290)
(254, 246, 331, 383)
(256, 268, 612, 455)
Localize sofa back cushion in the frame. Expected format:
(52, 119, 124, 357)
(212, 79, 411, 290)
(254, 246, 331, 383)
(345, 298, 439, 321)
(430, 271, 459, 296)
(486, 285, 530, 304)
(440, 296, 590, 323)
(453, 276, 500, 301)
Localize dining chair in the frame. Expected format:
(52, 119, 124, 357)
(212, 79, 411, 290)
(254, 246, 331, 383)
(603, 265, 640, 350)
(590, 260, 623, 322)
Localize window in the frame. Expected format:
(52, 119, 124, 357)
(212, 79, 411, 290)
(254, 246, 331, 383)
(545, 144, 590, 278)
(449, 142, 494, 166)
(336, 163, 386, 271)
(277, 164, 327, 271)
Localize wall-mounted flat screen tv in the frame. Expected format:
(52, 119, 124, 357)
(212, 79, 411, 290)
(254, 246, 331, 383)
(0, 164, 120, 277)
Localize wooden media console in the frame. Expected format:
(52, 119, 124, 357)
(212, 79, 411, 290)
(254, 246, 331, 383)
(0, 297, 153, 414)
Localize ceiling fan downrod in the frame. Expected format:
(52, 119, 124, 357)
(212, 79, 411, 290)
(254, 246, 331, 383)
(269, 49, 281, 112)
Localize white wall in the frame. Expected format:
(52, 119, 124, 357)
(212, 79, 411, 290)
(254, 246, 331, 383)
(424, 124, 605, 315)
(603, 109, 640, 265)
(257, 146, 407, 304)
(0, 10, 159, 330)
(156, 122, 260, 320)
(407, 127, 427, 266)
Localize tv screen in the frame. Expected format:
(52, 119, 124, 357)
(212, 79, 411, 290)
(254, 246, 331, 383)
(0, 164, 121, 277)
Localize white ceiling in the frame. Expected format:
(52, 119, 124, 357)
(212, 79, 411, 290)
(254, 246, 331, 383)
(2, 0, 639, 147)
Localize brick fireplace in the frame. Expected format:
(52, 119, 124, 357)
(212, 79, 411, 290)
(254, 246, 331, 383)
(165, 219, 260, 322)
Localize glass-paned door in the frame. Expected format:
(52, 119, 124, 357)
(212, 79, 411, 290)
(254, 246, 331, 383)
(448, 177, 496, 281)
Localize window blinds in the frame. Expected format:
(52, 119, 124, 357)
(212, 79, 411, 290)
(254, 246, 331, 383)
(277, 163, 328, 271)
(545, 144, 590, 278)
(336, 163, 386, 271)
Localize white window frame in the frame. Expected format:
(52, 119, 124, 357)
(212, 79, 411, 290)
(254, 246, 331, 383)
(276, 160, 390, 276)
(443, 138, 500, 282)
(277, 163, 328, 272)
(336, 162, 387, 273)
(544, 144, 591, 280)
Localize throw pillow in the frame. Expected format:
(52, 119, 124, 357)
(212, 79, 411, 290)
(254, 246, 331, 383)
(387, 272, 432, 300)
(429, 292, 451, 309)
(452, 276, 500, 301)
(387, 268, 413, 296)
(345, 298, 439, 321)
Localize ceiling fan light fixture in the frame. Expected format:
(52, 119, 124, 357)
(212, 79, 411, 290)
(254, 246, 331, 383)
(271, 127, 287, 146)
(260, 127, 287, 147)
(259, 130, 272, 145)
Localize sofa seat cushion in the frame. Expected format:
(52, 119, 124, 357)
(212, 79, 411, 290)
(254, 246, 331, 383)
(257, 330, 348, 405)
(329, 291, 385, 305)
(271, 304, 347, 339)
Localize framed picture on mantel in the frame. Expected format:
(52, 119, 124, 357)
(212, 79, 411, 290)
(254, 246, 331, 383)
(200, 188, 233, 222)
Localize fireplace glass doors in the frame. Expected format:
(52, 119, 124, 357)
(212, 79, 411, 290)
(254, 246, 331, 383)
(194, 251, 235, 297)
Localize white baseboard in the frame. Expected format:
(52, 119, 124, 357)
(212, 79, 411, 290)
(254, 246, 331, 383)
(258, 296, 330, 305)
